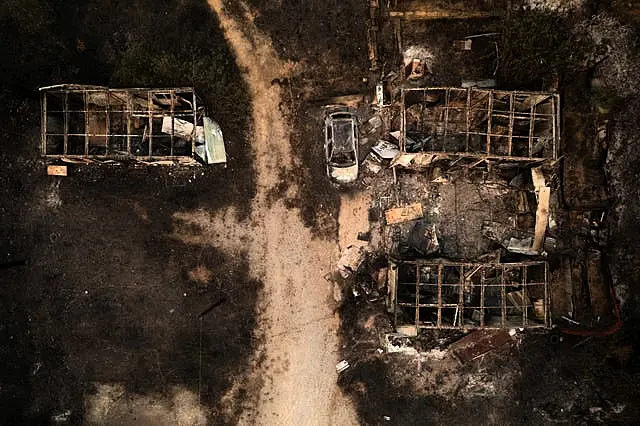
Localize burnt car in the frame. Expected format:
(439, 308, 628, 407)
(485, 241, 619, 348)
(323, 107, 359, 183)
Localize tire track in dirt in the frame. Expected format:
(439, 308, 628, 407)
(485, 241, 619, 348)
(170, 1, 360, 424)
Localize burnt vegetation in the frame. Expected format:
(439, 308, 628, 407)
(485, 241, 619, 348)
(0, 0, 258, 424)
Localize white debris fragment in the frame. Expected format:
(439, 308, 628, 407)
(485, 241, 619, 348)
(51, 410, 72, 423)
(402, 46, 435, 72)
(337, 245, 366, 278)
(422, 348, 447, 360)
(336, 360, 350, 373)
(43, 181, 62, 208)
(371, 140, 400, 159)
(385, 333, 418, 355)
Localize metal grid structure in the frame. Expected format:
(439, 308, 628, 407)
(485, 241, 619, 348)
(390, 260, 551, 329)
(40, 84, 205, 162)
(400, 87, 560, 164)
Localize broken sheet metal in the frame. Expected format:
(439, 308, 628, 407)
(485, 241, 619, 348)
(389, 259, 550, 330)
(505, 237, 538, 256)
(40, 84, 226, 166)
(203, 117, 227, 164)
(449, 329, 514, 363)
(336, 360, 350, 373)
(362, 152, 383, 174)
(461, 79, 496, 88)
(337, 245, 367, 278)
(162, 116, 194, 139)
(385, 202, 423, 225)
(371, 140, 400, 159)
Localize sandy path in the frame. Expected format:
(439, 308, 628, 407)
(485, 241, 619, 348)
(176, 1, 359, 424)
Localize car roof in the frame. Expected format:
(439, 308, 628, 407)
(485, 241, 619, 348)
(331, 119, 355, 152)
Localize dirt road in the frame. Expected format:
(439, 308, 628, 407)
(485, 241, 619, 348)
(176, 1, 359, 424)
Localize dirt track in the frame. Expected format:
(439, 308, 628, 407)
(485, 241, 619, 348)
(175, 1, 360, 423)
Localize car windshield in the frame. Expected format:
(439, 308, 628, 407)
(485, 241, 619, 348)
(330, 151, 356, 166)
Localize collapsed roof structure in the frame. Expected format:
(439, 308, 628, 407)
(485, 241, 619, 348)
(398, 88, 560, 167)
(388, 259, 550, 330)
(40, 84, 226, 165)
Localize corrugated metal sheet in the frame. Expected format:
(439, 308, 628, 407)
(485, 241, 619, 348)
(203, 117, 226, 164)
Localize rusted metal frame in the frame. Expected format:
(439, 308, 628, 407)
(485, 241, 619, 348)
(41, 92, 47, 155)
(522, 266, 528, 326)
(552, 95, 558, 159)
(417, 324, 547, 330)
(419, 91, 425, 142)
(394, 264, 399, 327)
(486, 91, 493, 154)
(437, 264, 443, 327)
(367, 0, 379, 71)
(465, 89, 471, 152)
(387, 10, 494, 19)
(43, 154, 197, 160)
(415, 264, 420, 328)
(47, 134, 102, 137)
(54, 86, 195, 94)
(442, 88, 451, 152)
(104, 90, 110, 153)
(170, 89, 175, 156)
(45, 107, 192, 116)
(464, 264, 483, 281)
(84, 91, 89, 156)
(109, 91, 128, 106)
(544, 262, 550, 327)
(528, 101, 535, 157)
(399, 259, 548, 268)
(468, 158, 486, 169)
(400, 302, 458, 308)
(126, 92, 132, 155)
(57, 133, 132, 137)
(63, 91, 69, 155)
(147, 92, 154, 160)
(448, 155, 467, 168)
(458, 266, 465, 327)
(480, 267, 486, 327)
(192, 91, 197, 158)
(493, 111, 554, 120)
(400, 90, 406, 151)
(468, 131, 539, 137)
(421, 150, 546, 162)
(500, 265, 507, 327)
(507, 92, 515, 156)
